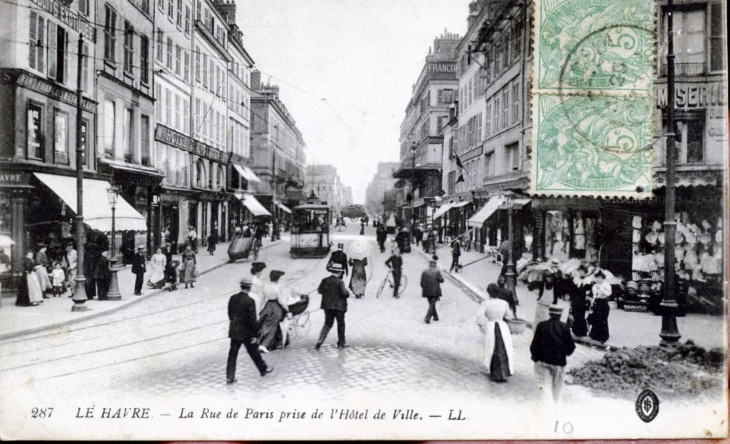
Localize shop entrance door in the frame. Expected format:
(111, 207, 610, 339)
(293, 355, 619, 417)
(599, 211, 632, 278)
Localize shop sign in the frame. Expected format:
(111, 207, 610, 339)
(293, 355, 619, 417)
(0, 172, 31, 187)
(190, 140, 227, 163)
(656, 83, 726, 110)
(155, 125, 193, 152)
(461, 145, 483, 162)
(16, 72, 95, 111)
(207, 147, 227, 163)
(29, 0, 95, 38)
(427, 62, 456, 74)
(230, 153, 246, 164)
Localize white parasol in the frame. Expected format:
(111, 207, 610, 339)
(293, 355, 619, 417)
(348, 239, 371, 261)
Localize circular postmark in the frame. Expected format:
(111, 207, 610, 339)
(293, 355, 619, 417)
(635, 389, 660, 423)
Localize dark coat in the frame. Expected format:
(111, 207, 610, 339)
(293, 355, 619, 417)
(451, 239, 461, 256)
(420, 267, 444, 298)
(530, 318, 576, 366)
(318, 275, 349, 312)
(385, 254, 403, 270)
(228, 291, 260, 340)
(94, 256, 112, 281)
(131, 252, 146, 274)
(376, 226, 387, 242)
(328, 250, 349, 276)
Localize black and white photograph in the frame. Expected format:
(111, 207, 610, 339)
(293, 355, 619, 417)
(0, 0, 727, 440)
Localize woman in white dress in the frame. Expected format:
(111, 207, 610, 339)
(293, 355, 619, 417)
(147, 247, 167, 289)
(476, 290, 514, 382)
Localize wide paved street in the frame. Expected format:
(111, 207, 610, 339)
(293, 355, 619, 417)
(2, 223, 726, 440)
(0, 223, 607, 404)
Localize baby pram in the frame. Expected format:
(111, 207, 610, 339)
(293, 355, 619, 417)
(283, 294, 311, 345)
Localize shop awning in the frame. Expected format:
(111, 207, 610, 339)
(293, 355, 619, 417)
(468, 196, 504, 228)
(276, 201, 291, 214)
(432, 202, 455, 220)
(232, 164, 261, 183)
(453, 200, 471, 208)
(241, 194, 271, 217)
(33, 173, 147, 232)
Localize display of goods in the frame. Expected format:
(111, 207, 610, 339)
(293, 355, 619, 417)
(568, 340, 724, 399)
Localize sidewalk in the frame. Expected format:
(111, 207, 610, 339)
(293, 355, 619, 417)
(0, 237, 283, 340)
(414, 242, 726, 351)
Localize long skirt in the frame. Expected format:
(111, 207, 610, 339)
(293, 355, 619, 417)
(483, 320, 513, 381)
(349, 262, 367, 295)
(570, 308, 588, 337)
(27, 271, 43, 304)
(182, 259, 196, 283)
(258, 300, 286, 349)
(16, 272, 31, 306)
(148, 264, 166, 288)
(588, 299, 610, 343)
(35, 266, 52, 292)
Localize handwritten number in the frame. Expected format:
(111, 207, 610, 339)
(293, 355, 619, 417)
(555, 421, 573, 434)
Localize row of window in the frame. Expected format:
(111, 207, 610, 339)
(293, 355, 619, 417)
(102, 99, 151, 164)
(103, 5, 151, 83)
(26, 102, 92, 168)
(485, 80, 520, 138)
(658, 5, 727, 75)
(157, 0, 191, 35)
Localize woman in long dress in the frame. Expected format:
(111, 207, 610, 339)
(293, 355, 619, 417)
(17, 252, 43, 306)
(258, 270, 290, 352)
(35, 246, 52, 295)
(181, 246, 196, 288)
(568, 267, 590, 337)
(147, 247, 167, 289)
(476, 290, 514, 382)
(348, 257, 368, 298)
(588, 273, 611, 343)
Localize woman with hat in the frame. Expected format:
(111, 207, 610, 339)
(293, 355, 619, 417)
(348, 240, 370, 298)
(250, 262, 267, 316)
(257, 270, 290, 353)
(147, 247, 168, 289)
(180, 245, 197, 289)
(477, 282, 515, 382)
(588, 271, 611, 343)
(35, 244, 52, 296)
(567, 266, 591, 337)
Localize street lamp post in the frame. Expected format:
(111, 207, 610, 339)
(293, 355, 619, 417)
(106, 185, 121, 301)
(660, 0, 681, 345)
(71, 34, 87, 312)
(505, 196, 517, 308)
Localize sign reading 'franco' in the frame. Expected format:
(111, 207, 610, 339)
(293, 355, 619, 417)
(530, 0, 656, 197)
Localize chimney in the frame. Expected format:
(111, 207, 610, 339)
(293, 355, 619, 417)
(251, 70, 261, 90)
(214, 0, 237, 26)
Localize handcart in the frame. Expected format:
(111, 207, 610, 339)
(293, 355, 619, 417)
(227, 236, 254, 262)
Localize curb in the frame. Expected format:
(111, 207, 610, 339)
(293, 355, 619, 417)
(413, 244, 616, 352)
(0, 240, 283, 341)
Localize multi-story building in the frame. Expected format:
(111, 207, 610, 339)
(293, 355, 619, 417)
(341, 186, 353, 208)
(365, 162, 399, 218)
(151, 0, 194, 253)
(95, 0, 161, 261)
(394, 31, 460, 228)
(0, 0, 100, 273)
(250, 70, 307, 219)
(303, 164, 343, 213)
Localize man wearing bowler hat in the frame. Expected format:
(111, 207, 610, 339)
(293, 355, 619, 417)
(327, 243, 349, 277)
(421, 255, 444, 324)
(131, 245, 146, 296)
(315, 263, 350, 350)
(227, 276, 274, 384)
(530, 304, 576, 403)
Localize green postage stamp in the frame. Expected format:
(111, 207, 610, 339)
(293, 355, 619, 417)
(530, 0, 656, 197)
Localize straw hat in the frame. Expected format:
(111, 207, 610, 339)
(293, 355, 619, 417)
(548, 305, 564, 316)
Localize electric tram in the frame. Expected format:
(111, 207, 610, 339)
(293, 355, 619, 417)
(290, 198, 332, 258)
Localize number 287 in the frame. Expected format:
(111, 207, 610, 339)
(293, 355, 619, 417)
(31, 407, 53, 418)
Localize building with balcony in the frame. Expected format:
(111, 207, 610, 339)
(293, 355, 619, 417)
(394, 31, 460, 228)
(250, 71, 307, 219)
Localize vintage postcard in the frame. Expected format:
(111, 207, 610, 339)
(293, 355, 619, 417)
(0, 0, 727, 440)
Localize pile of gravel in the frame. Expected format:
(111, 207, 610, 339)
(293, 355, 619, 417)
(568, 340, 725, 398)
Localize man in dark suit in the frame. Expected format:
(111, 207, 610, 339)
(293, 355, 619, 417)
(131, 246, 146, 296)
(227, 276, 274, 384)
(530, 305, 576, 403)
(376, 223, 387, 253)
(315, 265, 350, 350)
(450, 237, 462, 273)
(384, 248, 403, 298)
(421, 255, 444, 324)
(327, 243, 349, 277)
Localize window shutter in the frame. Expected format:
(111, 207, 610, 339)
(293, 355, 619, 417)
(48, 21, 57, 80)
(29, 12, 37, 70)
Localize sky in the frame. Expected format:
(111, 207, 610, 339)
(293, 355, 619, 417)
(237, 0, 473, 204)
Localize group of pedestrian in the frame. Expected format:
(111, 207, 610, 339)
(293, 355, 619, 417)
(226, 262, 308, 383)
